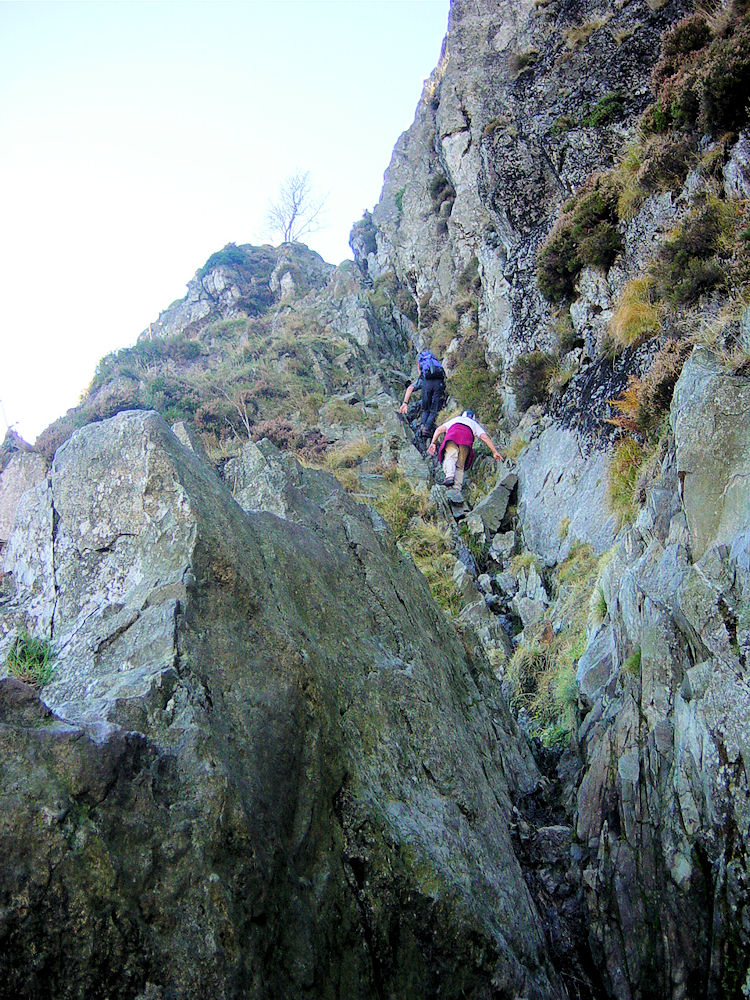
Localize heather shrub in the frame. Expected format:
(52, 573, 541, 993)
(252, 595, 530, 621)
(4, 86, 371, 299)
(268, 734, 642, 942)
(35, 412, 86, 462)
(537, 175, 623, 302)
(652, 201, 725, 304)
(662, 13, 712, 60)
(508, 350, 553, 411)
(652, 4, 750, 133)
(636, 134, 694, 193)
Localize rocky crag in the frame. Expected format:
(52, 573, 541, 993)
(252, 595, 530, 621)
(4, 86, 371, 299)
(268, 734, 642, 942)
(2, 0, 750, 996)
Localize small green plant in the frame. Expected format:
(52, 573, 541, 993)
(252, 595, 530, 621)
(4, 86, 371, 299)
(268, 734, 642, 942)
(6, 632, 56, 687)
(623, 647, 642, 676)
(590, 585, 608, 626)
(581, 91, 625, 127)
(459, 522, 491, 568)
(394, 187, 406, 215)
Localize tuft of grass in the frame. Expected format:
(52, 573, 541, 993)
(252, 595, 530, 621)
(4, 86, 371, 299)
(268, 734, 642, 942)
(506, 541, 602, 745)
(607, 437, 651, 528)
(509, 48, 540, 77)
(6, 632, 56, 687)
(331, 467, 359, 493)
(510, 551, 545, 577)
(323, 399, 367, 427)
(614, 142, 647, 219)
(324, 437, 372, 470)
(589, 585, 608, 627)
(506, 435, 529, 463)
(608, 277, 663, 350)
(428, 306, 459, 356)
(373, 477, 462, 614)
(373, 475, 430, 541)
(636, 339, 694, 436)
(564, 19, 604, 49)
(447, 328, 503, 422)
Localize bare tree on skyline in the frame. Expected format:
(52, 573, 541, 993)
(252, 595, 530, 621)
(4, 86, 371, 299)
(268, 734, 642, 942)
(266, 170, 327, 244)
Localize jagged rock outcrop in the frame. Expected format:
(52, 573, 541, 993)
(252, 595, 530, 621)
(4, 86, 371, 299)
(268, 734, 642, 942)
(359, 0, 690, 361)
(574, 350, 750, 998)
(141, 243, 333, 341)
(0, 411, 574, 999)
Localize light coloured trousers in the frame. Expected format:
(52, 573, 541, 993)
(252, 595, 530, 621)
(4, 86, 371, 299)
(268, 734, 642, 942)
(442, 441, 470, 487)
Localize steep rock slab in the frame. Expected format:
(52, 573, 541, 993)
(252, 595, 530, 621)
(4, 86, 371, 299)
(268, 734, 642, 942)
(573, 353, 750, 999)
(516, 422, 616, 565)
(0, 410, 567, 999)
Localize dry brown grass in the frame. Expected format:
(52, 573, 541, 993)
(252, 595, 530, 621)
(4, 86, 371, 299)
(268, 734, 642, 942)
(609, 277, 663, 349)
(565, 19, 604, 48)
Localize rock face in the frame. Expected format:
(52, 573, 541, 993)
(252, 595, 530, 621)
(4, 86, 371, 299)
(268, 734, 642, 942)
(574, 351, 750, 998)
(361, 0, 690, 364)
(0, 411, 568, 999)
(0, 451, 47, 543)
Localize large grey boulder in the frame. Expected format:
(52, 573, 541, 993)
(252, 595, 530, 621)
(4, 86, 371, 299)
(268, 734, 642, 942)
(0, 410, 568, 1000)
(517, 423, 617, 565)
(471, 471, 517, 537)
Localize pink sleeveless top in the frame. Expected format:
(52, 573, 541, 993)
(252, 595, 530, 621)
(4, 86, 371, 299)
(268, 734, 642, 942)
(438, 421, 476, 468)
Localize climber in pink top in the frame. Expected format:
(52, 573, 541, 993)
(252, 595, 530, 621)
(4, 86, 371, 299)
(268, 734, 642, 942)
(427, 410, 503, 488)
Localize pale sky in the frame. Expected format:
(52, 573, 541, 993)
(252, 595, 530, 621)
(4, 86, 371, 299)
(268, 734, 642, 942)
(0, 0, 449, 442)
